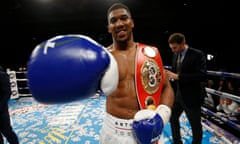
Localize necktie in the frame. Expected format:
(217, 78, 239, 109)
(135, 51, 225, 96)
(176, 53, 182, 73)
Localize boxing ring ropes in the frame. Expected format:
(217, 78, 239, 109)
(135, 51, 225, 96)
(202, 71, 240, 144)
(6, 69, 240, 143)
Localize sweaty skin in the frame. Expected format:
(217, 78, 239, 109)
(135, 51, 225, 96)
(106, 8, 174, 119)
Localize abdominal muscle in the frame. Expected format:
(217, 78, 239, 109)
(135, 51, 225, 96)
(106, 79, 139, 119)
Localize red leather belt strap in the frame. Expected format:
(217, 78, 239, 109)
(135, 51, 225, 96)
(135, 43, 164, 110)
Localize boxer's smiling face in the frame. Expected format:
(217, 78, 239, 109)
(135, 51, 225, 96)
(107, 8, 134, 42)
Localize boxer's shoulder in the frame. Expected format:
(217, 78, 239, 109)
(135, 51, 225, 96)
(107, 45, 114, 52)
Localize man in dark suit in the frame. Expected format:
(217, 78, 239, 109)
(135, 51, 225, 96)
(0, 66, 19, 144)
(166, 33, 207, 144)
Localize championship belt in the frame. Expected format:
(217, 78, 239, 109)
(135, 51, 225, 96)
(135, 43, 164, 110)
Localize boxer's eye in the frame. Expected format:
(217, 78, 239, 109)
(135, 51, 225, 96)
(110, 18, 117, 24)
(120, 15, 129, 21)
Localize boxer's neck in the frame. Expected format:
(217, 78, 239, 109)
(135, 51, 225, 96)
(110, 41, 137, 51)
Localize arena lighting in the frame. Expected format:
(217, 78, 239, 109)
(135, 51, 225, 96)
(207, 54, 214, 61)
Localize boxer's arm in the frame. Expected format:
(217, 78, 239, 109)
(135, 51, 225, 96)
(154, 70, 174, 125)
(132, 70, 174, 144)
(159, 70, 174, 108)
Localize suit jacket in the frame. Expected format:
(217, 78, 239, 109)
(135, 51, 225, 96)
(171, 47, 207, 107)
(0, 71, 11, 111)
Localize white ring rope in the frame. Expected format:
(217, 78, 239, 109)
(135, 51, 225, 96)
(206, 87, 240, 103)
(15, 71, 27, 74)
(207, 70, 240, 79)
(17, 78, 28, 82)
(18, 94, 32, 97)
(201, 117, 234, 144)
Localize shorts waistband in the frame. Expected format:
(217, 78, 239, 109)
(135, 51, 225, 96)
(104, 113, 134, 136)
(105, 113, 133, 129)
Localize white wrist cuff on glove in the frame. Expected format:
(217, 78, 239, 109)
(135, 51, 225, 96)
(100, 50, 119, 96)
(156, 104, 171, 125)
(133, 109, 156, 121)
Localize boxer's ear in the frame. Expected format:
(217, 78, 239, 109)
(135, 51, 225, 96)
(107, 25, 112, 34)
(131, 19, 134, 28)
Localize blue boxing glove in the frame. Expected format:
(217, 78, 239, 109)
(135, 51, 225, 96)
(27, 34, 118, 104)
(132, 105, 171, 144)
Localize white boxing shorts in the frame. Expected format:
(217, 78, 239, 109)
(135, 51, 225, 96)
(99, 113, 164, 144)
(99, 113, 137, 144)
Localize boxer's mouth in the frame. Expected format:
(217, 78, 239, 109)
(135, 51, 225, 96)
(117, 30, 126, 37)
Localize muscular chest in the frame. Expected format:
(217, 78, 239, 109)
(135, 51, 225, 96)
(113, 50, 136, 81)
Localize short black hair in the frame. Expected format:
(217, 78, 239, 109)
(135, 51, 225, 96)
(107, 3, 131, 19)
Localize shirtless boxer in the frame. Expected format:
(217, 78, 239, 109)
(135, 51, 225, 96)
(99, 3, 174, 144)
